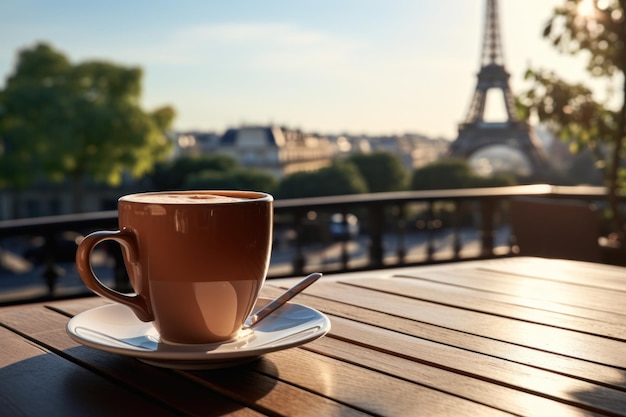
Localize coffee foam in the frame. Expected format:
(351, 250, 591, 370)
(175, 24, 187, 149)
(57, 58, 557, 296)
(122, 192, 248, 204)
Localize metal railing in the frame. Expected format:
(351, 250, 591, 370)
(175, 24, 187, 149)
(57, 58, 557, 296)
(0, 184, 619, 305)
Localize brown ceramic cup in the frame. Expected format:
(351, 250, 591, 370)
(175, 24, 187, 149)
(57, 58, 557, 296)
(75, 190, 273, 344)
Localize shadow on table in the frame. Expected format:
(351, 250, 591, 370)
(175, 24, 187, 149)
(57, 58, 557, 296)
(570, 370, 626, 415)
(0, 352, 166, 416)
(1, 349, 279, 416)
(190, 356, 281, 404)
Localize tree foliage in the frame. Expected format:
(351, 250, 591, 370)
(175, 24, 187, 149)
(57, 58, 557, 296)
(185, 168, 278, 193)
(411, 159, 516, 190)
(151, 154, 238, 190)
(518, 69, 615, 165)
(151, 154, 277, 193)
(347, 151, 409, 192)
(0, 42, 175, 210)
(276, 160, 368, 199)
(543, 0, 624, 78)
(517, 0, 626, 234)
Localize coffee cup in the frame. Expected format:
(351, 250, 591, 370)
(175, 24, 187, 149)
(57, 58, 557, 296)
(75, 190, 273, 344)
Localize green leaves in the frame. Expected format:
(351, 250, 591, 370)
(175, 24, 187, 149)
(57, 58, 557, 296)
(517, 68, 616, 176)
(543, 0, 624, 77)
(277, 160, 368, 199)
(185, 168, 278, 192)
(151, 155, 241, 191)
(0, 42, 175, 210)
(410, 159, 515, 191)
(519, 0, 626, 233)
(347, 151, 409, 193)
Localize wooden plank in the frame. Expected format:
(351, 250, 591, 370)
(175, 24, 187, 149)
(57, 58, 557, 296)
(14, 258, 625, 416)
(345, 276, 626, 339)
(476, 257, 626, 292)
(46, 292, 508, 415)
(46, 291, 380, 415)
(389, 270, 626, 324)
(0, 324, 50, 368)
(48, 292, 445, 415)
(0, 305, 266, 417)
(294, 281, 626, 368)
(259, 285, 626, 392)
(45, 296, 110, 317)
(302, 336, 598, 417)
(186, 365, 380, 417)
(0, 327, 179, 417)
(15, 302, 371, 417)
(362, 257, 626, 293)
(251, 343, 513, 416)
(324, 315, 626, 416)
(395, 267, 626, 318)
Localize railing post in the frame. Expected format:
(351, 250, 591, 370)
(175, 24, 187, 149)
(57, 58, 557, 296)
(480, 199, 496, 257)
(42, 233, 61, 296)
(453, 200, 462, 259)
(368, 204, 385, 268)
(426, 201, 435, 262)
(292, 211, 305, 275)
(339, 210, 349, 270)
(395, 203, 406, 264)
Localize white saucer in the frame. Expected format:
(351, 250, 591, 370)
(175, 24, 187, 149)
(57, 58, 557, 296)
(66, 298, 331, 369)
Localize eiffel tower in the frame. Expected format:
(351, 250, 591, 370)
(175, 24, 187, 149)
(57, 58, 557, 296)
(448, 0, 550, 179)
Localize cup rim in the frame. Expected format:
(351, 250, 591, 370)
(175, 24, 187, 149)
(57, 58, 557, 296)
(119, 190, 273, 204)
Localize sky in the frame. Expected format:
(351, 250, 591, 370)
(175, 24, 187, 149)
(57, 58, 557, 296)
(0, 0, 611, 140)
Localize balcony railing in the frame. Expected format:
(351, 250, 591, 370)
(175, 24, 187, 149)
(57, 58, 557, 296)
(0, 184, 621, 305)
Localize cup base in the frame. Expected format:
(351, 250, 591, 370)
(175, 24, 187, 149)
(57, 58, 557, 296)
(157, 326, 254, 346)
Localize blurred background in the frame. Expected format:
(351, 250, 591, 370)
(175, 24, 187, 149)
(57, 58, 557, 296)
(1, 0, 624, 302)
(0, 0, 602, 141)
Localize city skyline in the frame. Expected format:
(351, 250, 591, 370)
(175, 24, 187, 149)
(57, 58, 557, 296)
(0, 0, 609, 140)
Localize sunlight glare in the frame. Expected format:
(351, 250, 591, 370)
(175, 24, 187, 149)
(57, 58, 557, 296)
(578, 0, 596, 18)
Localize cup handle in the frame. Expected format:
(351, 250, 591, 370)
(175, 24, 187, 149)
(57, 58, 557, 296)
(76, 230, 153, 322)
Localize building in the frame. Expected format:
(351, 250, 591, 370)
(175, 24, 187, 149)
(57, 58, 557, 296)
(215, 125, 335, 178)
(172, 131, 222, 156)
(331, 133, 449, 171)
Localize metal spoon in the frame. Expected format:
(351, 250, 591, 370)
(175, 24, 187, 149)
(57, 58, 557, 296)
(246, 272, 322, 328)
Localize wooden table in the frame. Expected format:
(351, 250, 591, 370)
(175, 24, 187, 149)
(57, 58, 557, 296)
(2, 256, 626, 416)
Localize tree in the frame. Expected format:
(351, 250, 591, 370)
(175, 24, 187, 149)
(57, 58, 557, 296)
(0, 42, 175, 212)
(348, 151, 409, 192)
(517, 0, 626, 236)
(151, 154, 277, 194)
(411, 159, 516, 190)
(276, 161, 368, 199)
(185, 168, 278, 193)
(151, 154, 238, 190)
